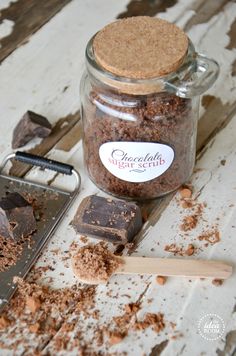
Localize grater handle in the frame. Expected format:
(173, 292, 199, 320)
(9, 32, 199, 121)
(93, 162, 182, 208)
(14, 151, 74, 175)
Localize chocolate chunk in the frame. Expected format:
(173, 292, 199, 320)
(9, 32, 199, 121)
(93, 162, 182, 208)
(0, 192, 36, 240)
(12, 111, 52, 149)
(72, 195, 142, 243)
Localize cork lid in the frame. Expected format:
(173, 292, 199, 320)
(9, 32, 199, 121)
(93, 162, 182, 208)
(93, 16, 188, 79)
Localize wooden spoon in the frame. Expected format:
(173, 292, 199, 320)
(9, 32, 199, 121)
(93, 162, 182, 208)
(72, 255, 232, 285)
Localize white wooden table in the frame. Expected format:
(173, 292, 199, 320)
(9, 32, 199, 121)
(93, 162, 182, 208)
(0, 0, 236, 355)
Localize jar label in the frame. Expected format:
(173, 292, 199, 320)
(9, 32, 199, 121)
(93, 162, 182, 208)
(99, 141, 175, 183)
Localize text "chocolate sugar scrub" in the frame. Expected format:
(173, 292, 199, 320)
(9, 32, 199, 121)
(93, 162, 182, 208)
(80, 16, 219, 200)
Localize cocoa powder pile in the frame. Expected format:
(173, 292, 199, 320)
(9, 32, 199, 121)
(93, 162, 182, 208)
(83, 91, 194, 199)
(72, 242, 123, 283)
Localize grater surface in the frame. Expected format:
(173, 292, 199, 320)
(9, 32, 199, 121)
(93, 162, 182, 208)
(0, 172, 78, 312)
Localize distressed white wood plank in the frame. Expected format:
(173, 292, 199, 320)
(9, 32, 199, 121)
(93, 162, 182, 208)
(33, 3, 236, 353)
(0, 0, 129, 158)
(0, 0, 236, 355)
(35, 116, 236, 356)
(38, 110, 236, 355)
(125, 113, 236, 356)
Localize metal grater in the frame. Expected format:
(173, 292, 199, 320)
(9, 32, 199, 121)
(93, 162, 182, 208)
(0, 151, 81, 313)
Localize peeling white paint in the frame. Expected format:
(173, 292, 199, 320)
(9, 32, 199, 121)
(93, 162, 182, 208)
(0, 18, 14, 41)
(0, 0, 18, 12)
(0, 0, 235, 355)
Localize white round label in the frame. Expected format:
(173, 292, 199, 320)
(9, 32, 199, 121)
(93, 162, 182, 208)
(99, 141, 174, 183)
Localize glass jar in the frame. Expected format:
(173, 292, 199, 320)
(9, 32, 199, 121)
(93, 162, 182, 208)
(80, 17, 219, 200)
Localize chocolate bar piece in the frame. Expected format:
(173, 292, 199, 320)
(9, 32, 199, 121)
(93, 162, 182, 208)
(12, 111, 52, 149)
(0, 192, 36, 240)
(72, 195, 142, 243)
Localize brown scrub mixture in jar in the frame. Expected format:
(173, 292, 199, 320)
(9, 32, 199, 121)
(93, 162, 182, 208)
(80, 17, 219, 200)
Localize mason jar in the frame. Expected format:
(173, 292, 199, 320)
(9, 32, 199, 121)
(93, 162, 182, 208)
(80, 17, 219, 200)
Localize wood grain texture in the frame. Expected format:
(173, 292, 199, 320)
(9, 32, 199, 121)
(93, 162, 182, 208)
(0, 0, 71, 63)
(117, 0, 177, 18)
(120, 257, 232, 279)
(56, 121, 82, 152)
(183, 0, 229, 32)
(226, 18, 236, 50)
(197, 95, 236, 153)
(0, 0, 236, 354)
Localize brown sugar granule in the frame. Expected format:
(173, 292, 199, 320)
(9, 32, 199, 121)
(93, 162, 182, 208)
(165, 243, 196, 256)
(179, 188, 192, 199)
(133, 313, 165, 333)
(113, 313, 132, 331)
(72, 242, 124, 283)
(180, 214, 198, 232)
(80, 235, 88, 244)
(108, 331, 127, 345)
(185, 244, 195, 256)
(179, 195, 204, 230)
(164, 243, 185, 256)
(0, 316, 10, 330)
(26, 295, 41, 313)
(124, 302, 140, 314)
(94, 327, 104, 346)
(156, 276, 167, 285)
(198, 230, 220, 244)
(28, 322, 40, 333)
(181, 200, 194, 209)
(212, 278, 223, 286)
(169, 321, 176, 329)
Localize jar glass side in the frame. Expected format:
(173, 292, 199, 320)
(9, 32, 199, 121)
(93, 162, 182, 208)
(80, 72, 199, 200)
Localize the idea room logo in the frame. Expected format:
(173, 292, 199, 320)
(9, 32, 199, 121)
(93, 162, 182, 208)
(99, 141, 174, 183)
(198, 314, 225, 341)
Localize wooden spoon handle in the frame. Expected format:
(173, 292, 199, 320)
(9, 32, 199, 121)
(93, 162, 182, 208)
(119, 257, 232, 279)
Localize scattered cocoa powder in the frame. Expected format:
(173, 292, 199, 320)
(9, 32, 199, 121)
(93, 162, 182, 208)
(198, 230, 220, 244)
(112, 301, 166, 336)
(212, 279, 223, 286)
(26, 295, 41, 313)
(180, 214, 198, 232)
(72, 242, 124, 283)
(185, 244, 195, 256)
(0, 276, 96, 353)
(108, 331, 127, 345)
(124, 302, 141, 314)
(28, 322, 40, 333)
(80, 235, 88, 244)
(0, 271, 168, 354)
(164, 243, 196, 257)
(181, 200, 194, 209)
(133, 313, 165, 333)
(156, 276, 167, 285)
(0, 316, 10, 330)
(178, 187, 205, 231)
